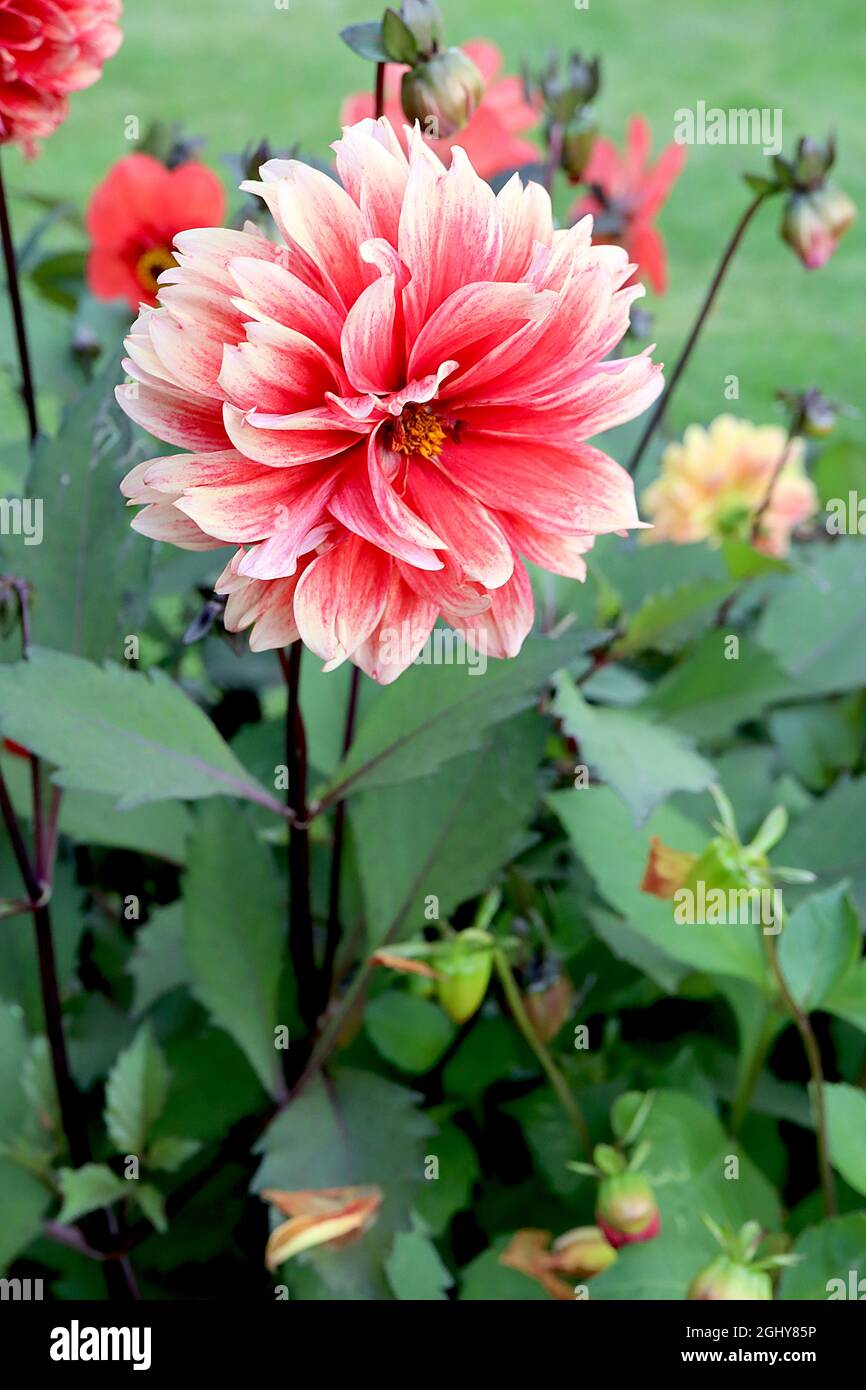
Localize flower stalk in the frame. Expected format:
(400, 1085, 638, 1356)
(763, 928, 836, 1218)
(627, 189, 771, 476)
(0, 151, 39, 444)
(279, 645, 317, 1036)
(494, 948, 591, 1154)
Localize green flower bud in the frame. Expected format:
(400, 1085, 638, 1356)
(436, 939, 493, 1023)
(596, 1173, 661, 1248)
(688, 1254, 773, 1301)
(401, 47, 485, 138)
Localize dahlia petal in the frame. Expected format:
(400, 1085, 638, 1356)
(407, 463, 513, 588)
(85, 153, 169, 247)
(115, 379, 229, 452)
(629, 221, 667, 294)
(499, 513, 595, 580)
(149, 312, 225, 398)
(223, 402, 361, 468)
(396, 555, 490, 617)
(131, 504, 224, 551)
(86, 247, 140, 309)
(141, 449, 261, 494)
(340, 273, 403, 394)
(219, 332, 338, 414)
(441, 557, 534, 659)
(328, 438, 444, 569)
(162, 161, 226, 231)
(351, 570, 439, 685)
(175, 463, 336, 545)
(293, 534, 391, 666)
(261, 161, 373, 312)
(227, 256, 343, 355)
(399, 146, 503, 341)
(407, 280, 549, 383)
(437, 433, 643, 535)
(495, 174, 554, 282)
(333, 117, 410, 245)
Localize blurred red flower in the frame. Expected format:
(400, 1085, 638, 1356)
(0, 0, 122, 154)
(340, 39, 539, 179)
(86, 153, 226, 309)
(571, 115, 685, 294)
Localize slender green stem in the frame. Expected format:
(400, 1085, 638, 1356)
(731, 1009, 777, 1135)
(763, 929, 836, 1217)
(494, 950, 591, 1155)
(627, 191, 771, 477)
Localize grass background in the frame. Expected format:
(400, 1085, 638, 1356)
(1, 0, 863, 455)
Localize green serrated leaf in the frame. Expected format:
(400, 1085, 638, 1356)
(328, 631, 587, 802)
(553, 672, 715, 824)
(365, 992, 455, 1074)
(0, 649, 285, 815)
(385, 1214, 452, 1300)
(132, 1182, 168, 1233)
(146, 1135, 201, 1172)
(184, 801, 284, 1097)
(57, 1163, 127, 1223)
(104, 1023, 170, 1156)
(15, 360, 151, 661)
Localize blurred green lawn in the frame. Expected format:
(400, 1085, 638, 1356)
(1, 0, 863, 454)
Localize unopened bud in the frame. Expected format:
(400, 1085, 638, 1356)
(550, 1225, 617, 1278)
(435, 939, 493, 1023)
(401, 47, 485, 137)
(688, 1254, 773, 1301)
(781, 184, 856, 270)
(560, 109, 597, 181)
(596, 1173, 661, 1248)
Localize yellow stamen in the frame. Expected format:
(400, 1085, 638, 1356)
(391, 406, 447, 462)
(136, 245, 178, 296)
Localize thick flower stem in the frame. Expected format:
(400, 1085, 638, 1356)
(763, 930, 836, 1217)
(279, 645, 317, 1035)
(322, 665, 361, 1012)
(0, 151, 39, 444)
(627, 191, 771, 477)
(494, 950, 591, 1155)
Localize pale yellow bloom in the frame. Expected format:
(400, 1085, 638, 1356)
(642, 415, 817, 556)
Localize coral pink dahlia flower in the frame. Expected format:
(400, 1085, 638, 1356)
(0, 0, 122, 154)
(571, 115, 685, 295)
(117, 118, 663, 683)
(86, 153, 227, 310)
(341, 40, 540, 180)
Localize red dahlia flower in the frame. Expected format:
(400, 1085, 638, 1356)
(86, 153, 227, 310)
(571, 114, 685, 294)
(341, 40, 540, 179)
(117, 118, 662, 683)
(0, 0, 122, 154)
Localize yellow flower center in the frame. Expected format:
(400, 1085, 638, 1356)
(136, 245, 178, 296)
(390, 406, 447, 462)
